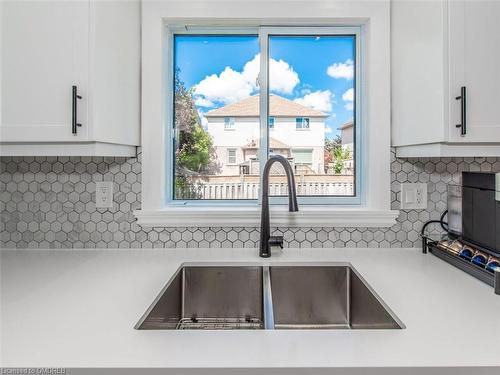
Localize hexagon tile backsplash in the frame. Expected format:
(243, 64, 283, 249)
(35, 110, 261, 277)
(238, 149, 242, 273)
(1, 149, 499, 249)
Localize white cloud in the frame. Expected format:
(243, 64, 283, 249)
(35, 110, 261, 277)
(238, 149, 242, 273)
(197, 110, 209, 129)
(299, 83, 312, 95)
(194, 97, 214, 107)
(197, 109, 208, 130)
(269, 57, 299, 94)
(193, 54, 299, 107)
(325, 126, 333, 134)
(342, 88, 354, 101)
(294, 90, 334, 113)
(201, 116, 208, 129)
(342, 88, 354, 110)
(241, 54, 260, 87)
(193, 65, 256, 106)
(326, 59, 354, 80)
(344, 102, 354, 111)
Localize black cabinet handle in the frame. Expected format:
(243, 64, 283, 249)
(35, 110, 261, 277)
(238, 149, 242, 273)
(455, 86, 466, 136)
(72, 85, 82, 134)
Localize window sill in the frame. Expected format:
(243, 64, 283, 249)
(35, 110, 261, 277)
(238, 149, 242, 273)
(133, 206, 399, 228)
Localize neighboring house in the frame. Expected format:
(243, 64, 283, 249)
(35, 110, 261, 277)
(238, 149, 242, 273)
(240, 137, 293, 175)
(204, 94, 327, 176)
(339, 120, 354, 152)
(339, 120, 354, 174)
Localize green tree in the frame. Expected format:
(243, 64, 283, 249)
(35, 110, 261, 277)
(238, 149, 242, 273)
(331, 146, 351, 175)
(324, 135, 342, 167)
(174, 70, 218, 198)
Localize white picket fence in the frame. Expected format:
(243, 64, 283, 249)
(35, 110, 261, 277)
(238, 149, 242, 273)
(178, 181, 354, 199)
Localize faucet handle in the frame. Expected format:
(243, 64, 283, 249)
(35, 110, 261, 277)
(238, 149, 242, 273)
(268, 236, 284, 249)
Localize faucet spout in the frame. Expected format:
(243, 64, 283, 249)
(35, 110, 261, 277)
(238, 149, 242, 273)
(259, 155, 299, 258)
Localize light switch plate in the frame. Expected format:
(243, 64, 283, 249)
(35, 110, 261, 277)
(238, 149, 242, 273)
(401, 183, 427, 210)
(95, 181, 114, 208)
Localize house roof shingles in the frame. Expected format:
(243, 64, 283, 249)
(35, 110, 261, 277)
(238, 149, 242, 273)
(338, 120, 354, 130)
(204, 94, 328, 118)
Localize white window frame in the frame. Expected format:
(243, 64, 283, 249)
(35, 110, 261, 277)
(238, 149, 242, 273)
(227, 148, 237, 165)
(137, 1, 398, 228)
(170, 27, 362, 205)
(295, 117, 310, 130)
(261, 26, 361, 206)
(224, 117, 236, 130)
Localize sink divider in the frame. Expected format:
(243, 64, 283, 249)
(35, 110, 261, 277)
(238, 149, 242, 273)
(262, 266, 275, 330)
(181, 267, 186, 320)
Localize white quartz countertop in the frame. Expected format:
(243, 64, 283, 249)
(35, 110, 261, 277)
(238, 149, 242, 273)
(1, 247, 499, 372)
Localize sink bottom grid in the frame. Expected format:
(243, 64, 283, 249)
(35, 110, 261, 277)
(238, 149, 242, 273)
(176, 317, 264, 330)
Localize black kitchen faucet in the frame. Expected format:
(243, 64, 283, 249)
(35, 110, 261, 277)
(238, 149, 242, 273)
(259, 155, 299, 258)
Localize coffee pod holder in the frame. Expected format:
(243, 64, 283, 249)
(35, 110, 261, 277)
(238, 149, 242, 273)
(422, 231, 500, 296)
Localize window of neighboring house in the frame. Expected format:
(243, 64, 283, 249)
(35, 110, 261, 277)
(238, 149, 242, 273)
(224, 117, 235, 130)
(227, 148, 237, 164)
(292, 149, 313, 164)
(295, 117, 310, 130)
(169, 28, 360, 203)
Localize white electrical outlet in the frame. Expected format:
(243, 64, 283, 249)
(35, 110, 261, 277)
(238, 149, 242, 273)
(95, 181, 114, 208)
(401, 183, 427, 210)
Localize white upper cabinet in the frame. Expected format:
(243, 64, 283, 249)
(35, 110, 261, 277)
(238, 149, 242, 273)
(448, 0, 500, 143)
(392, 0, 500, 157)
(0, 0, 140, 156)
(2, 1, 89, 142)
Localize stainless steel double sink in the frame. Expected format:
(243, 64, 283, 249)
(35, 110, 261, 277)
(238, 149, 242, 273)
(135, 264, 404, 330)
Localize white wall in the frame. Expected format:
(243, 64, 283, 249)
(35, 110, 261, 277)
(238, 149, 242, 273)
(207, 116, 258, 176)
(341, 125, 354, 152)
(207, 117, 259, 149)
(271, 117, 324, 144)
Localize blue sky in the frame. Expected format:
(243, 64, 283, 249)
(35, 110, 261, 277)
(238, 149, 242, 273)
(174, 35, 355, 139)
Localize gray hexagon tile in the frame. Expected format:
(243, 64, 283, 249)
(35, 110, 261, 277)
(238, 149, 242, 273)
(2, 148, 500, 249)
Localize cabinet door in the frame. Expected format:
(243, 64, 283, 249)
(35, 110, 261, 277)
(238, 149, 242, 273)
(449, 0, 500, 143)
(1, 1, 89, 142)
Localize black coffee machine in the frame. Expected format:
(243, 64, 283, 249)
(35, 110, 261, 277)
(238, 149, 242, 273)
(459, 172, 500, 258)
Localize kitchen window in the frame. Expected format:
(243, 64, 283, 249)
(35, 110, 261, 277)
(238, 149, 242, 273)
(171, 28, 360, 202)
(138, 3, 397, 228)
